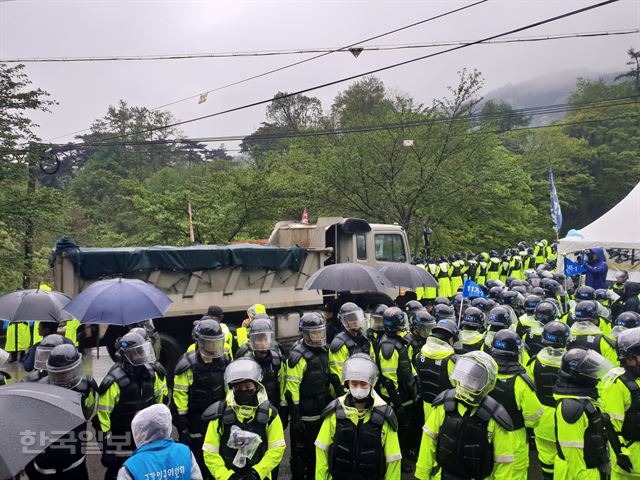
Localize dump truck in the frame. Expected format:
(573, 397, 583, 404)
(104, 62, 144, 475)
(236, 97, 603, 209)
(51, 217, 411, 369)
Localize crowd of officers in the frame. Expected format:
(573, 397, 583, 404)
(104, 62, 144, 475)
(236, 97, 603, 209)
(1, 239, 640, 480)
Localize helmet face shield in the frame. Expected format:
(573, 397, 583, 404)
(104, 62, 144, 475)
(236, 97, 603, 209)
(124, 341, 156, 366)
(47, 355, 82, 389)
(617, 327, 640, 359)
(224, 358, 263, 387)
(368, 313, 384, 331)
(340, 309, 365, 330)
(198, 336, 225, 358)
(302, 326, 326, 348)
(249, 331, 274, 352)
(416, 322, 435, 338)
(0, 348, 9, 368)
(576, 349, 613, 380)
(450, 352, 497, 405)
(34, 347, 54, 371)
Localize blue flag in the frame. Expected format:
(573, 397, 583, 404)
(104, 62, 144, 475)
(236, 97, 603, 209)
(462, 279, 487, 299)
(564, 258, 587, 276)
(549, 167, 563, 232)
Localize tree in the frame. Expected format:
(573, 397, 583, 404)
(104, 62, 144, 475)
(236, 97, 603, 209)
(479, 99, 531, 131)
(330, 76, 393, 127)
(615, 48, 640, 93)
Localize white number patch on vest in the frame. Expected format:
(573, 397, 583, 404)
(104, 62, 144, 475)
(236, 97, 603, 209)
(435, 359, 442, 366)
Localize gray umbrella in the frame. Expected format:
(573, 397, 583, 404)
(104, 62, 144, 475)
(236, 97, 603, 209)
(0, 289, 72, 323)
(0, 383, 85, 479)
(378, 263, 439, 289)
(305, 263, 393, 292)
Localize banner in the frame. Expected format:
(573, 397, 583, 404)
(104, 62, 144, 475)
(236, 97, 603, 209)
(462, 279, 486, 299)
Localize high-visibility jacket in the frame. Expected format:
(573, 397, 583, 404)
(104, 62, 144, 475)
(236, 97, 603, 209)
(4, 321, 31, 352)
(186, 322, 234, 359)
(328, 332, 372, 396)
(415, 394, 517, 480)
(202, 389, 285, 480)
(486, 258, 501, 281)
(64, 319, 80, 346)
(415, 264, 426, 300)
(424, 263, 439, 300)
(436, 262, 452, 298)
(315, 392, 401, 480)
(450, 260, 465, 295)
(601, 367, 640, 479)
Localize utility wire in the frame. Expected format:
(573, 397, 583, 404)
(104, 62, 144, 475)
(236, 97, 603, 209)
(40, 96, 639, 150)
(91, 0, 624, 143)
(44, 0, 488, 142)
(6, 29, 636, 63)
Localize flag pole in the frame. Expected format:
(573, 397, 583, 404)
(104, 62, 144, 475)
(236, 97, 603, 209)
(457, 296, 464, 328)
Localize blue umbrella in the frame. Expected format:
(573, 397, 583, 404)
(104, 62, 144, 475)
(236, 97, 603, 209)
(64, 278, 172, 326)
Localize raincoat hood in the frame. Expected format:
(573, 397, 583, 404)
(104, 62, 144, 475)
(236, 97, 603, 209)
(131, 404, 173, 448)
(589, 247, 606, 263)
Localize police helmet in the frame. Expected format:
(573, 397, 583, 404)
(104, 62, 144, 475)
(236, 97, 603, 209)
(461, 307, 485, 331)
(489, 286, 504, 300)
(486, 306, 514, 331)
(485, 279, 505, 290)
(541, 321, 571, 348)
(559, 348, 612, 387)
(574, 300, 599, 323)
(299, 312, 326, 348)
(46, 344, 82, 389)
(531, 287, 545, 297)
(616, 311, 640, 329)
(368, 304, 388, 332)
(34, 334, 67, 371)
(224, 358, 263, 387)
(511, 285, 529, 297)
(249, 317, 274, 352)
(534, 301, 559, 325)
(207, 305, 224, 320)
(117, 332, 155, 366)
(338, 302, 365, 330)
(450, 351, 498, 406)
(194, 318, 225, 358)
(413, 309, 436, 338)
(500, 290, 524, 308)
(616, 327, 640, 361)
(574, 286, 596, 301)
(471, 297, 491, 313)
(405, 300, 424, 317)
(524, 295, 542, 314)
(431, 319, 459, 342)
(382, 307, 406, 333)
(432, 304, 454, 321)
(615, 270, 629, 283)
(594, 289, 610, 302)
(490, 329, 522, 359)
(433, 296, 451, 306)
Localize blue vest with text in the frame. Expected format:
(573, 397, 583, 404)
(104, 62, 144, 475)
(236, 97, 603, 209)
(123, 439, 191, 480)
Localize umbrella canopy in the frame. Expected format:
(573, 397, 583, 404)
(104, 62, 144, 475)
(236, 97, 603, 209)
(0, 383, 85, 479)
(305, 263, 393, 292)
(378, 263, 439, 289)
(64, 278, 172, 326)
(0, 289, 71, 323)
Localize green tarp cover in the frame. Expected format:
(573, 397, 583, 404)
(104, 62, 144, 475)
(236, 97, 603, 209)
(52, 238, 308, 280)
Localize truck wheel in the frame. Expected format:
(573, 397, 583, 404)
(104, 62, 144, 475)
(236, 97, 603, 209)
(158, 332, 182, 388)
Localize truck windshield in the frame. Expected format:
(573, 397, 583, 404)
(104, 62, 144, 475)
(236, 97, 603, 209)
(374, 234, 406, 262)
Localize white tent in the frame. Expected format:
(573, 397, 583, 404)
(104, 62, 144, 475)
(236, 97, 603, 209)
(558, 180, 640, 280)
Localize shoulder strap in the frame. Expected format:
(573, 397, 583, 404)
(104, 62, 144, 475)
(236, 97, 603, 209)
(201, 400, 227, 422)
(518, 372, 536, 391)
(99, 365, 129, 393)
(560, 398, 586, 424)
(620, 372, 640, 394)
(174, 352, 195, 375)
(288, 344, 304, 367)
(371, 405, 398, 431)
(236, 343, 251, 358)
(479, 395, 515, 431)
(255, 402, 273, 424)
(152, 361, 167, 379)
(321, 398, 340, 419)
(330, 334, 346, 354)
(380, 338, 396, 360)
(270, 349, 282, 369)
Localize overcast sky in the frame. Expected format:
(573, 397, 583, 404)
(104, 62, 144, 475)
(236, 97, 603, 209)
(1, 0, 638, 149)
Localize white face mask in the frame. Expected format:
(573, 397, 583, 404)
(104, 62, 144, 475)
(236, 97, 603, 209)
(349, 385, 371, 401)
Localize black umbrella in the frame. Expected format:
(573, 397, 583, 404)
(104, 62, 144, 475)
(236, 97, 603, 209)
(305, 263, 393, 292)
(0, 383, 85, 479)
(378, 263, 439, 289)
(0, 289, 71, 323)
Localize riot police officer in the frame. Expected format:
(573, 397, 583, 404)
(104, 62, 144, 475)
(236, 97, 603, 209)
(526, 320, 571, 480)
(611, 311, 640, 339)
(315, 353, 401, 479)
(376, 307, 417, 471)
(517, 294, 541, 337)
(285, 313, 333, 480)
(456, 306, 485, 354)
(601, 327, 640, 479)
(328, 302, 371, 395)
(96, 332, 168, 480)
(488, 330, 543, 480)
(173, 318, 229, 478)
(567, 300, 618, 365)
(415, 351, 516, 480)
(405, 308, 435, 361)
(524, 300, 559, 358)
(25, 344, 97, 479)
(202, 358, 285, 480)
(366, 303, 388, 356)
(22, 333, 70, 383)
(553, 349, 613, 479)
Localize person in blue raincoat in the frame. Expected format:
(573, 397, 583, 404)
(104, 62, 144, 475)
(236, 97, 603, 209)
(584, 247, 608, 290)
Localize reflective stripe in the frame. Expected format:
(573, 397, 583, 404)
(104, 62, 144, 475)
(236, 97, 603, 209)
(189, 433, 203, 438)
(177, 409, 188, 415)
(154, 389, 164, 396)
(386, 453, 402, 462)
(524, 408, 544, 421)
(422, 425, 437, 440)
(203, 444, 219, 453)
(97, 405, 113, 412)
(314, 439, 330, 451)
(33, 455, 86, 474)
(401, 399, 415, 407)
(381, 368, 396, 373)
(173, 384, 189, 391)
(559, 441, 584, 448)
(329, 361, 343, 367)
(302, 414, 322, 421)
(269, 439, 286, 448)
(285, 375, 301, 382)
(609, 413, 624, 421)
(494, 455, 514, 463)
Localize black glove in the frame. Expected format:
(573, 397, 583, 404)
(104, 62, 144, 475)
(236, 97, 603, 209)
(179, 429, 191, 446)
(617, 454, 633, 473)
(240, 469, 261, 480)
(100, 452, 116, 468)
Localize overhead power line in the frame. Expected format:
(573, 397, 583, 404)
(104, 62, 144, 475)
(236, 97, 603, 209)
(90, 0, 624, 143)
(45, 0, 488, 142)
(5, 29, 636, 63)
(40, 96, 639, 150)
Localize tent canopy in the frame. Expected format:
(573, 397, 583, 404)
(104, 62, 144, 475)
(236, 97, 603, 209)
(558, 181, 640, 254)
